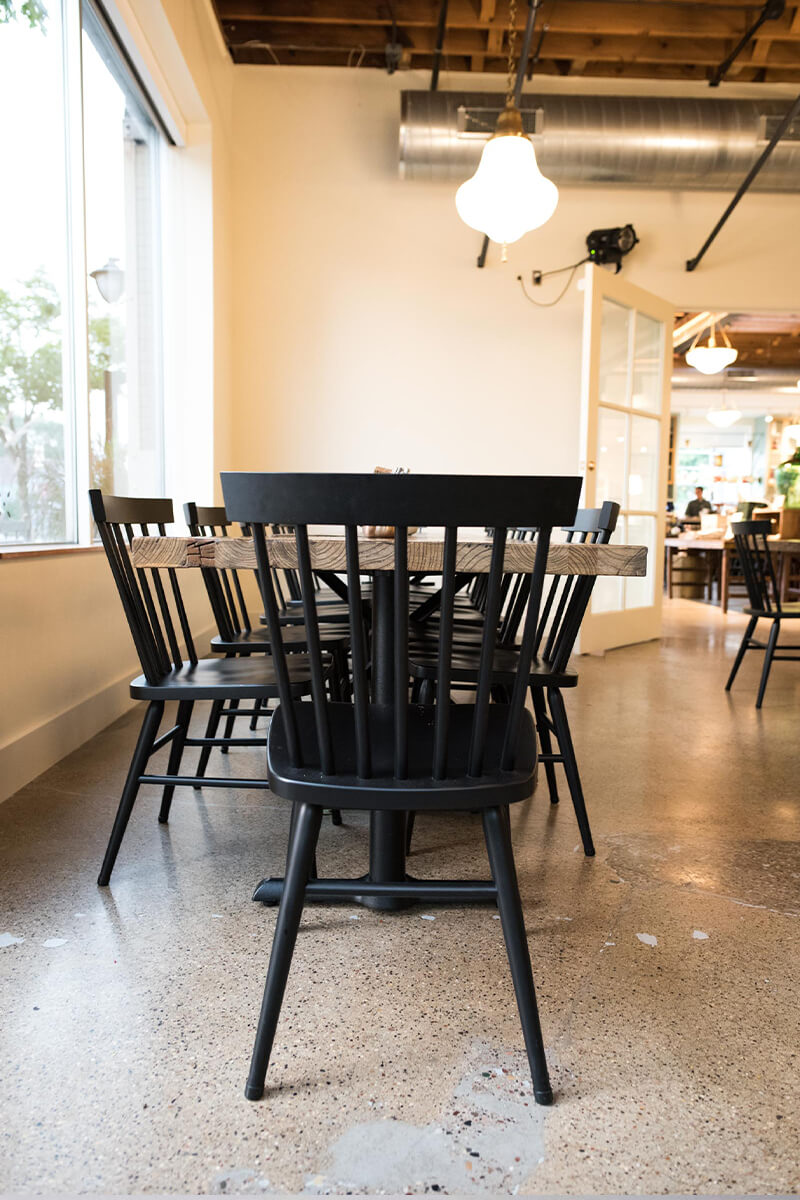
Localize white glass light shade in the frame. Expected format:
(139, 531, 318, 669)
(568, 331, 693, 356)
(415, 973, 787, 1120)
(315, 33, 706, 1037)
(90, 257, 124, 304)
(706, 406, 742, 428)
(685, 344, 738, 374)
(455, 134, 558, 246)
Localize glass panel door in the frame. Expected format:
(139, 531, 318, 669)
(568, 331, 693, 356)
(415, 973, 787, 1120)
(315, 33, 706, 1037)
(579, 264, 674, 651)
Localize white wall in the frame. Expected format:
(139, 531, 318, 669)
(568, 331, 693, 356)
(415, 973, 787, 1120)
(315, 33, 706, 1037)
(230, 68, 800, 480)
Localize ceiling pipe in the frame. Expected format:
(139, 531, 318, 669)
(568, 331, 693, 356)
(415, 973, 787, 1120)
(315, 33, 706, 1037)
(400, 93, 800, 186)
(672, 366, 800, 391)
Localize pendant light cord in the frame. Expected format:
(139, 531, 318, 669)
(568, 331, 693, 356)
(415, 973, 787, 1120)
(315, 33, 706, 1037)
(506, 0, 518, 105)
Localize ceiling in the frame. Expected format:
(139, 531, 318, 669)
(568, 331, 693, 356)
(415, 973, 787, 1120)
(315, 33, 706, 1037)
(674, 311, 800, 369)
(213, 1, 800, 81)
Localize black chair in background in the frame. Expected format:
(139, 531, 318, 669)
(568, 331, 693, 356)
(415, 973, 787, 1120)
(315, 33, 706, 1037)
(222, 470, 582, 1107)
(725, 519, 800, 708)
(90, 490, 323, 885)
(267, 522, 357, 626)
(735, 500, 768, 522)
(184, 503, 351, 755)
(526, 501, 620, 853)
(406, 503, 620, 857)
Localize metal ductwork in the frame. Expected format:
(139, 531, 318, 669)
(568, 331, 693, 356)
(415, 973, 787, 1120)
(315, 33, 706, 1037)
(672, 367, 800, 391)
(400, 91, 800, 190)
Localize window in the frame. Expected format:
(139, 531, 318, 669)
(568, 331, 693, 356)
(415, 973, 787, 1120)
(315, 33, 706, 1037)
(0, 0, 166, 547)
(0, 2, 70, 543)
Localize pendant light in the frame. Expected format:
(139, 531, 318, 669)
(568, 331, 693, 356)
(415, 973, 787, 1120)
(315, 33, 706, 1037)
(706, 403, 742, 428)
(706, 388, 741, 428)
(685, 319, 738, 375)
(454, 0, 558, 260)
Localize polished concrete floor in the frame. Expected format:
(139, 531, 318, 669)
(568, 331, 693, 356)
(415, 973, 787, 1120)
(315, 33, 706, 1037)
(1, 599, 798, 1195)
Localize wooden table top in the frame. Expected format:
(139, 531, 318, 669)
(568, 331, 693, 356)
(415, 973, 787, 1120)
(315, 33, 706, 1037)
(665, 535, 800, 553)
(131, 529, 647, 577)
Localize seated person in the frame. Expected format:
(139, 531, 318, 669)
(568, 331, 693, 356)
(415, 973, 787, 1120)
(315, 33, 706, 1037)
(685, 486, 714, 518)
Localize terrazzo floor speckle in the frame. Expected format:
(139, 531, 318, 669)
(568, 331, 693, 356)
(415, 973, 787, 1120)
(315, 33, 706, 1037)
(1, 599, 798, 1194)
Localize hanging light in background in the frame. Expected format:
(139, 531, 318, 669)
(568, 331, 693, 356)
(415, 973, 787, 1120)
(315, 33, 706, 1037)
(685, 318, 738, 375)
(706, 399, 742, 428)
(454, 0, 557, 260)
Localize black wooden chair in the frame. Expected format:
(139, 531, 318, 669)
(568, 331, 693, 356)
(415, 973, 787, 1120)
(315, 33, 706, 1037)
(221, 470, 581, 1107)
(90, 490, 325, 885)
(406, 503, 620, 858)
(184, 503, 352, 757)
(725, 519, 800, 708)
(267, 522, 357, 626)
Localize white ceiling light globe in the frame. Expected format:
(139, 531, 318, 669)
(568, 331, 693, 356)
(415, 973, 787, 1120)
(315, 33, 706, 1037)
(455, 103, 558, 247)
(685, 345, 738, 375)
(706, 406, 742, 428)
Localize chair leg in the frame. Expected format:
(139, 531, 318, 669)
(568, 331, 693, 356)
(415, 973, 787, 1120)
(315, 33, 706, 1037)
(419, 678, 435, 705)
(547, 688, 595, 857)
(221, 699, 240, 752)
(158, 700, 194, 824)
(725, 615, 757, 691)
(97, 701, 164, 887)
(405, 810, 416, 854)
(756, 619, 780, 709)
(531, 687, 559, 804)
(249, 698, 263, 732)
(195, 699, 224, 787)
(330, 808, 343, 826)
(246, 801, 323, 1101)
(482, 806, 553, 1105)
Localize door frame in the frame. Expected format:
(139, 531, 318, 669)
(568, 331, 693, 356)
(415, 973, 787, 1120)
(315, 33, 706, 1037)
(578, 263, 675, 653)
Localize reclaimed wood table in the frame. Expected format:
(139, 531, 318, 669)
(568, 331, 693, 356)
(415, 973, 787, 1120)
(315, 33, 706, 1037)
(133, 530, 647, 908)
(664, 535, 800, 612)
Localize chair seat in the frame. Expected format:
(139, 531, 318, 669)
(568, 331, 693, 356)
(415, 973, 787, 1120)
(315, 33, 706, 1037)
(267, 701, 537, 810)
(130, 654, 325, 700)
(744, 603, 800, 617)
(211, 625, 349, 653)
(408, 641, 578, 688)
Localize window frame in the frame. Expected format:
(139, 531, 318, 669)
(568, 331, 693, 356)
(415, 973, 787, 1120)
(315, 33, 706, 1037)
(0, 0, 170, 551)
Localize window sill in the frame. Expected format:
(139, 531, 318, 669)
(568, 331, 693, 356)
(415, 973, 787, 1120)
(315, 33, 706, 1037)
(0, 544, 105, 561)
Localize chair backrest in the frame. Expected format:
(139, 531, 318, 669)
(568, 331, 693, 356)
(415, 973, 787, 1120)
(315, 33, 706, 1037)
(90, 490, 197, 684)
(736, 500, 767, 521)
(533, 500, 621, 670)
(731, 519, 781, 613)
(497, 501, 619, 663)
(222, 472, 581, 781)
(184, 501, 253, 639)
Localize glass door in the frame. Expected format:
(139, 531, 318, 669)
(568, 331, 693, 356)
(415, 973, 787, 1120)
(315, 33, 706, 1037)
(578, 264, 674, 652)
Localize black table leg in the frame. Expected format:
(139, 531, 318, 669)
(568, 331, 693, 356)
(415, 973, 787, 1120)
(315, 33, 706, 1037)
(362, 571, 409, 910)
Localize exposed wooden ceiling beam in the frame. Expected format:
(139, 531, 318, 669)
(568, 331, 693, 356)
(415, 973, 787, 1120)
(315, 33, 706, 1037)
(215, 0, 800, 75)
(223, 24, 800, 67)
(216, 0, 800, 40)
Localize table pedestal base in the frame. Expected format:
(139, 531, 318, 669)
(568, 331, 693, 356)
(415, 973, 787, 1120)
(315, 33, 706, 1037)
(252, 875, 498, 908)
